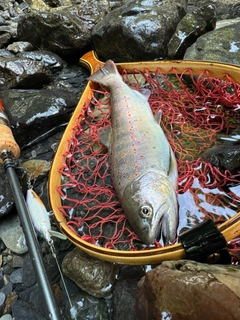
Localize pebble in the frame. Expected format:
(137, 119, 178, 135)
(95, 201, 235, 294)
(9, 268, 23, 284)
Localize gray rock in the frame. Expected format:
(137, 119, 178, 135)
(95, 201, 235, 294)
(0, 88, 78, 147)
(65, 291, 110, 320)
(7, 255, 24, 268)
(167, 5, 216, 59)
(0, 215, 28, 254)
(62, 248, 119, 298)
(16, 50, 64, 73)
(0, 166, 14, 217)
(112, 265, 145, 320)
(17, 2, 113, 58)
(0, 57, 52, 89)
(91, 0, 188, 62)
(9, 268, 23, 284)
(184, 20, 240, 65)
(12, 299, 46, 320)
(7, 41, 34, 54)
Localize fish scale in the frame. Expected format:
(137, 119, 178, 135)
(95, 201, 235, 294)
(88, 61, 179, 245)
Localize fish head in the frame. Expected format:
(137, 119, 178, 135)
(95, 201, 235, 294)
(122, 171, 178, 245)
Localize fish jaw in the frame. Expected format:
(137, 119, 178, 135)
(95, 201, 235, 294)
(121, 171, 178, 245)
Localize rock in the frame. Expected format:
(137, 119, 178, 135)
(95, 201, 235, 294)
(0, 282, 13, 297)
(11, 299, 46, 320)
(7, 255, 24, 269)
(0, 292, 5, 315)
(7, 41, 34, 54)
(112, 265, 145, 320)
(167, 5, 216, 59)
(135, 260, 240, 320)
(3, 292, 18, 315)
(21, 160, 52, 180)
(62, 248, 119, 298)
(0, 88, 78, 147)
(201, 142, 240, 174)
(91, 0, 187, 62)
(22, 254, 36, 288)
(184, 20, 240, 65)
(0, 57, 52, 89)
(0, 166, 14, 217)
(65, 291, 110, 320)
(16, 50, 64, 73)
(188, 0, 240, 20)
(17, 2, 114, 58)
(9, 268, 23, 284)
(0, 215, 28, 254)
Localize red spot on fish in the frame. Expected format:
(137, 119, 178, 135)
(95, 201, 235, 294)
(135, 173, 139, 177)
(127, 175, 130, 179)
(121, 153, 125, 157)
(139, 155, 144, 158)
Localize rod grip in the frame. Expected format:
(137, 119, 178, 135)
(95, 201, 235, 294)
(0, 100, 20, 163)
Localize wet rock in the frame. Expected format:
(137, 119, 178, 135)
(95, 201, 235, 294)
(135, 260, 240, 320)
(0, 215, 28, 254)
(91, 0, 187, 62)
(188, 0, 240, 20)
(0, 88, 78, 147)
(0, 57, 52, 89)
(62, 248, 119, 298)
(7, 41, 34, 54)
(16, 50, 64, 73)
(0, 282, 13, 297)
(112, 265, 145, 320)
(0, 166, 14, 217)
(17, 2, 113, 59)
(167, 5, 216, 59)
(65, 291, 110, 320)
(12, 299, 46, 320)
(201, 142, 240, 174)
(184, 19, 240, 65)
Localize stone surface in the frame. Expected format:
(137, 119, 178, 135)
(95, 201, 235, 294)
(91, 0, 187, 62)
(62, 248, 119, 298)
(0, 215, 28, 254)
(135, 260, 240, 320)
(17, 2, 114, 58)
(184, 19, 240, 65)
(167, 5, 216, 59)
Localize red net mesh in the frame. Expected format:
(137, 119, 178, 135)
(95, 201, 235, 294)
(57, 66, 240, 251)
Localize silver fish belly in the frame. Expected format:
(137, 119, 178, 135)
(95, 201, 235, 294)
(88, 60, 178, 245)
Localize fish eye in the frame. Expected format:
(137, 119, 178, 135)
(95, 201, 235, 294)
(139, 205, 152, 218)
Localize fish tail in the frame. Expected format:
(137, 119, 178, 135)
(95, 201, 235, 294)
(87, 60, 121, 86)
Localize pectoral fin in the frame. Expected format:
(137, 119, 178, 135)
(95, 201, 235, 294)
(168, 148, 178, 189)
(98, 125, 112, 148)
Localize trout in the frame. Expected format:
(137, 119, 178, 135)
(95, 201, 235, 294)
(88, 60, 178, 245)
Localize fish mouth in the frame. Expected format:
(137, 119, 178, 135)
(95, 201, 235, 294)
(140, 216, 163, 245)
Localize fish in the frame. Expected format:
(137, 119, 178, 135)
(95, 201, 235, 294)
(88, 60, 178, 245)
(26, 188, 67, 243)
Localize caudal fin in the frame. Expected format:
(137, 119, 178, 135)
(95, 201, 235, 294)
(87, 60, 121, 86)
(48, 229, 67, 240)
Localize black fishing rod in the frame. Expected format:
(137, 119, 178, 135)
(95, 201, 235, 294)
(0, 101, 62, 320)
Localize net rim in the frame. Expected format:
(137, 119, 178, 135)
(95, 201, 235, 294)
(48, 50, 240, 264)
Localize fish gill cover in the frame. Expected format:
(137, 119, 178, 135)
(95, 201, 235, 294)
(56, 66, 240, 251)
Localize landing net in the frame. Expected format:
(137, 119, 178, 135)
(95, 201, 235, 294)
(57, 67, 240, 251)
